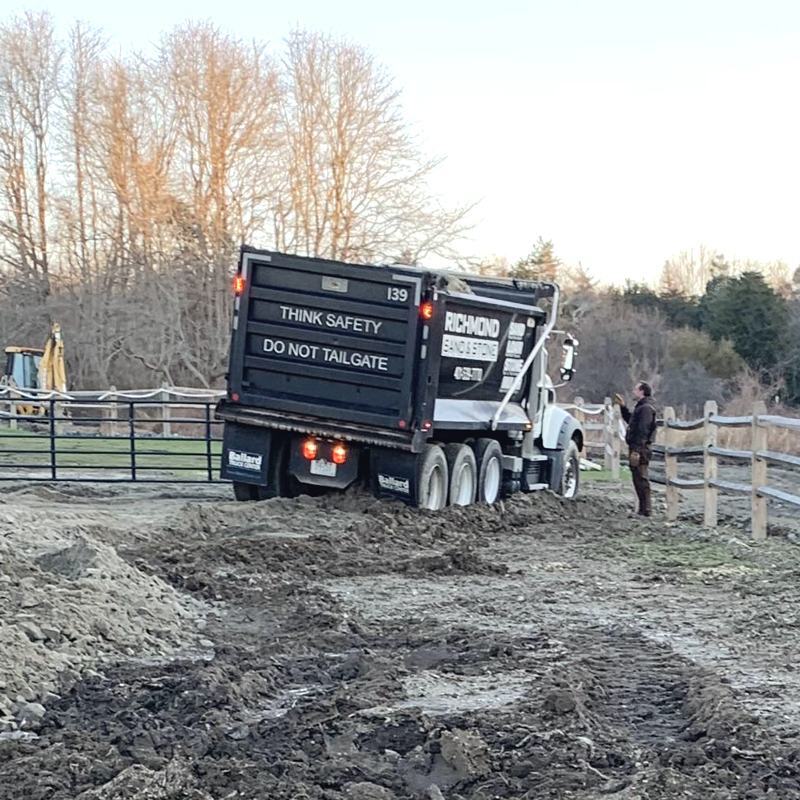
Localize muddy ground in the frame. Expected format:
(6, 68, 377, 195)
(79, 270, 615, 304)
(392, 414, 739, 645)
(1, 477, 800, 799)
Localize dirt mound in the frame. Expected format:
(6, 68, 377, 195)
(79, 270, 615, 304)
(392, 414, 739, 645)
(138, 489, 601, 603)
(0, 513, 207, 733)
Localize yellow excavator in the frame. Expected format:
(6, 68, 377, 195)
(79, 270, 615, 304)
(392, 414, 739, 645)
(1, 323, 67, 415)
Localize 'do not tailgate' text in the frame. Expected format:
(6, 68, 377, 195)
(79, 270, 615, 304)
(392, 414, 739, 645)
(262, 337, 390, 372)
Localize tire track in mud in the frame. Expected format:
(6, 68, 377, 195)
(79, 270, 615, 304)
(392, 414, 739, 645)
(1, 486, 800, 798)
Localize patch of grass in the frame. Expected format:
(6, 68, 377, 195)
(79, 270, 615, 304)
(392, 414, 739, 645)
(0, 427, 221, 478)
(582, 467, 630, 482)
(614, 534, 744, 571)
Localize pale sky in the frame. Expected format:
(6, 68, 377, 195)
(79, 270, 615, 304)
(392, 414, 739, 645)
(5, 0, 800, 284)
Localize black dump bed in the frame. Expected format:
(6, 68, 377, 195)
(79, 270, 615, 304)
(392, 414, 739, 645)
(221, 248, 548, 446)
(226, 249, 434, 432)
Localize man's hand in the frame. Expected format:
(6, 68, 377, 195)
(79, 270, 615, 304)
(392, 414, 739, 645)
(613, 392, 625, 407)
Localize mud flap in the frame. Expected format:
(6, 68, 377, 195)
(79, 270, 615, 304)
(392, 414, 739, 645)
(221, 423, 272, 486)
(543, 449, 563, 491)
(370, 448, 418, 505)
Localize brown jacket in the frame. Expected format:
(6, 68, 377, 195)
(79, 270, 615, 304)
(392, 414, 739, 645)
(621, 396, 657, 449)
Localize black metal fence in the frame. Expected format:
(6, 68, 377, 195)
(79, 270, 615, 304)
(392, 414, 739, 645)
(0, 395, 225, 483)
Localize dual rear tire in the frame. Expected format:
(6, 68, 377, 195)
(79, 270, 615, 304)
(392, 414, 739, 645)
(414, 438, 503, 510)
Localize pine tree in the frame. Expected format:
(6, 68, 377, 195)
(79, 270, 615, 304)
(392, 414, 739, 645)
(510, 237, 560, 282)
(702, 271, 788, 373)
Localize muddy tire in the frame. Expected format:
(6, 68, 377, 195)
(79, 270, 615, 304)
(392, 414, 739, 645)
(414, 444, 448, 510)
(444, 443, 477, 506)
(474, 438, 504, 504)
(232, 437, 288, 501)
(557, 439, 580, 499)
(259, 436, 290, 500)
(232, 481, 259, 501)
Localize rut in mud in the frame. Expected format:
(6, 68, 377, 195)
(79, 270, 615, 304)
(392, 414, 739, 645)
(1, 482, 800, 798)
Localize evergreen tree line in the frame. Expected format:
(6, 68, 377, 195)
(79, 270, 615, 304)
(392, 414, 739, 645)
(488, 239, 800, 413)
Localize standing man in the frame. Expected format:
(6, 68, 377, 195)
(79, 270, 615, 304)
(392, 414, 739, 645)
(614, 382, 657, 517)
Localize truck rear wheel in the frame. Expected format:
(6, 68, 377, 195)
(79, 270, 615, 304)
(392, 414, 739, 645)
(231, 437, 289, 501)
(444, 444, 477, 506)
(415, 444, 448, 510)
(474, 438, 503, 504)
(233, 481, 259, 501)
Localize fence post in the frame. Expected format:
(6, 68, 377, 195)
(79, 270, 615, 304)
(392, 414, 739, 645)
(102, 386, 119, 437)
(751, 400, 768, 541)
(205, 402, 213, 482)
(611, 402, 621, 479)
(161, 382, 172, 437)
(664, 406, 679, 520)
(8, 388, 18, 431)
(573, 396, 586, 459)
(703, 400, 718, 528)
(53, 397, 66, 436)
(49, 397, 57, 480)
(603, 397, 613, 471)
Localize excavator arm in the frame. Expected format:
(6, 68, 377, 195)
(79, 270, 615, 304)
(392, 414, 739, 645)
(38, 323, 67, 394)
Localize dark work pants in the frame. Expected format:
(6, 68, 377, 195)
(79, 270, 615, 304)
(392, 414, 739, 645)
(630, 448, 651, 516)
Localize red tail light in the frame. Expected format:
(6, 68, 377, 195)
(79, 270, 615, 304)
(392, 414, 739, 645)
(420, 301, 434, 320)
(302, 438, 318, 460)
(233, 274, 246, 296)
(331, 443, 348, 465)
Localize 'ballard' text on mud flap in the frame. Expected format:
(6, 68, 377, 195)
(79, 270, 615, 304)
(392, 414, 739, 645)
(221, 423, 272, 485)
(370, 449, 418, 504)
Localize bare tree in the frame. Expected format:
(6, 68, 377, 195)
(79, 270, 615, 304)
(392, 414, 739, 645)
(468, 255, 511, 277)
(57, 23, 105, 280)
(760, 260, 794, 299)
(273, 30, 470, 263)
(658, 245, 716, 296)
(0, 17, 473, 390)
(159, 22, 280, 256)
(560, 262, 596, 294)
(566, 299, 669, 401)
(0, 11, 62, 301)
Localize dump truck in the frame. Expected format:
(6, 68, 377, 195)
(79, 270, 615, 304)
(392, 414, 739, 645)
(217, 247, 583, 509)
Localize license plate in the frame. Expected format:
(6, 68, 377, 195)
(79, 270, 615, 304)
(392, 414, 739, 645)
(310, 459, 337, 477)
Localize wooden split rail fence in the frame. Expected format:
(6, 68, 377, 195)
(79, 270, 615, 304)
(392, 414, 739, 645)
(563, 397, 624, 478)
(657, 400, 800, 540)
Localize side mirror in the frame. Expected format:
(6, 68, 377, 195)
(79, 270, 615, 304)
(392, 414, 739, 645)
(560, 335, 578, 382)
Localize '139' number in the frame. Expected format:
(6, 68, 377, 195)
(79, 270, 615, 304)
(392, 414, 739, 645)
(387, 286, 408, 302)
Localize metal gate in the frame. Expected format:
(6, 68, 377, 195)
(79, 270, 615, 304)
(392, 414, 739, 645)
(0, 389, 226, 484)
